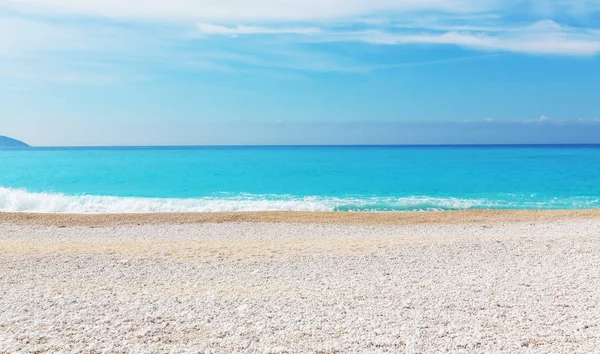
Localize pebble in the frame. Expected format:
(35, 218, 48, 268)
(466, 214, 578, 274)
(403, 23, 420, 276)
(1, 221, 599, 352)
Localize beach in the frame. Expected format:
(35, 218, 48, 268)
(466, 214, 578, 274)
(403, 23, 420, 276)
(1, 211, 599, 353)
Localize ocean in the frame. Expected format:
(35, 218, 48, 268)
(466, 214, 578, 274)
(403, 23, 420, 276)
(1, 145, 599, 213)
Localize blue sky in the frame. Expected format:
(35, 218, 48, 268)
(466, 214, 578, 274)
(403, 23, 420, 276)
(1, 0, 599, 145)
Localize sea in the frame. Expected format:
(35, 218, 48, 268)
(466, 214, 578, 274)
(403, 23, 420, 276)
(1, 145, 599, 213)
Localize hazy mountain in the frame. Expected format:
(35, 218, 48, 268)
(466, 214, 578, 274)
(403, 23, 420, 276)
(0, 136, 29, 148)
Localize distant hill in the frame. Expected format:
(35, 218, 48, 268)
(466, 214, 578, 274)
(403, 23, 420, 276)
(0, 136, 29, 148)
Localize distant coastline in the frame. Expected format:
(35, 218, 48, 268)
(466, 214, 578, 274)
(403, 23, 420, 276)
(0, 136, 29, 148)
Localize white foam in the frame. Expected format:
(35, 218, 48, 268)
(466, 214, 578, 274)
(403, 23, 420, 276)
(0, 188, 336, 213)
(0, 187, 596, 214)
(0, 187, 491, 214)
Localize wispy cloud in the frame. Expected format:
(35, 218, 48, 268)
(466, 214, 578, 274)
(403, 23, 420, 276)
(1, 0, 599, 84)
(353, 21, 600, 56)
(0, 12, 505, 78)
(0, 14, 183, 84)
(196, 23, 323, 36)
(4, 0, 600, 22)
(0, 16, 74, 56)
(193, 20, 600, 56)
(0, 0, 491, 22)
(477, 115, 600, 125)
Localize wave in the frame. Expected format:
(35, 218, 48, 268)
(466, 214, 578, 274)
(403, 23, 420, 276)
(0, 187, 598, 214)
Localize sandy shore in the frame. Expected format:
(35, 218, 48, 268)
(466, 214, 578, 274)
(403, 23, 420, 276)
(2, 209, 600, 227)
(1, 213, 600, 352)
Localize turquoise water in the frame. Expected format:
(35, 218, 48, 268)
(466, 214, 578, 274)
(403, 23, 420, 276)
(1, 146, 599, 213)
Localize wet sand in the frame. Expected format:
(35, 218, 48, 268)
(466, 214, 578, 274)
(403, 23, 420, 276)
(2, 209, 600, 227)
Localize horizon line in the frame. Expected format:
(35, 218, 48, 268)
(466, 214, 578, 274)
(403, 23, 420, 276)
(11, 143, 600, 149)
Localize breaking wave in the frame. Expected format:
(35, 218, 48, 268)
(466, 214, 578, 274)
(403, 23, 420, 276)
(0, 187, 598, 214)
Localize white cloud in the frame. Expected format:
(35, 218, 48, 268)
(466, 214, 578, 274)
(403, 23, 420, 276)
(2, 1, 600, 55)
(196, 23, 322, 36)
(3, 0, 600, 23)
(479, 116, 600, 125)
(337, 20, 600, 56)
(0, 17, 75, 55)
(0, 0, 489, 22)
(1, 0, 599, 82)
(192, 19, 600, 56)
(0, 14, 182, 83)
(521, 115, 552, 124)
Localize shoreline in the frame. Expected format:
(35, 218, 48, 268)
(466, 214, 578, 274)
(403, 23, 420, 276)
(1, 209, 600, 227)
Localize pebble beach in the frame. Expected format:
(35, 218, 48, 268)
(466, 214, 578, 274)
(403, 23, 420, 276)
(1, 211, 600, 353)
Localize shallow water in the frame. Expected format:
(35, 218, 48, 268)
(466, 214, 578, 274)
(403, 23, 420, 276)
(1, 145, 599, 213)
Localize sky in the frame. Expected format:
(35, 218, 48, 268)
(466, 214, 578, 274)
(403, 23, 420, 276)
(1, 0, 600, 146)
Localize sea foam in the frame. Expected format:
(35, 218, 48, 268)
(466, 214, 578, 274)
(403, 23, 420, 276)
(0, 187, 491, 214)
(0, 187, 597, 214)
